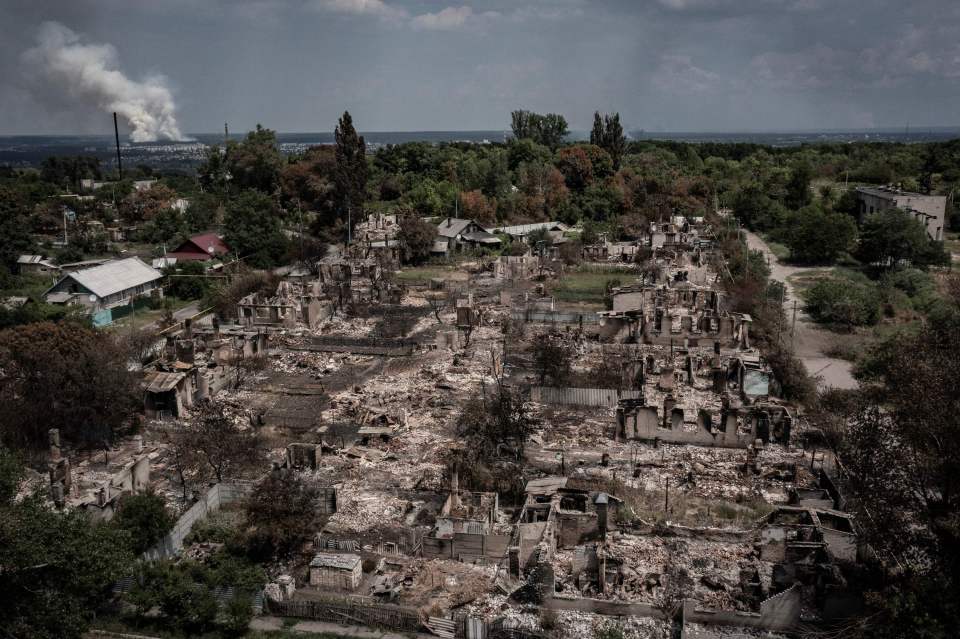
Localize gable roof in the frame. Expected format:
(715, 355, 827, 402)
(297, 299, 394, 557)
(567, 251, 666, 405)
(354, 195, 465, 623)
(436, 218, 478, 239)
(171, 233, 229, 258)
(54, 257, 162, 299)
(494, 221, 569, 236)
(462, 230, 502, 244)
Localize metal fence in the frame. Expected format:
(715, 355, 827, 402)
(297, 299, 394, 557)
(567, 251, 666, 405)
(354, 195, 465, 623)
(510, 309, 600, 325)
(530, 386, 642, 408)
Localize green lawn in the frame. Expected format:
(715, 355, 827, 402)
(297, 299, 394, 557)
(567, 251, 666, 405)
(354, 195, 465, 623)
(109, 297, 193, 331)
(549, 266, 636, 307)
(394, 265, 469, 285)
(0, 274, 58, 299)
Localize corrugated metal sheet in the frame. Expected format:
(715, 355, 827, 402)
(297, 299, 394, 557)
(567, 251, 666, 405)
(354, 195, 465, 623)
(65, 257, 162, 299)
(530, 386, 642, 407)
(143, 371, 187, 393)
(511, 309, 599, 324)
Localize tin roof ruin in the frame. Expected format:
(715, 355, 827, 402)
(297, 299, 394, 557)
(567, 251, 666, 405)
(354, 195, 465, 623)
(310, 552, 361, 570)
(142, 371, 188, 393)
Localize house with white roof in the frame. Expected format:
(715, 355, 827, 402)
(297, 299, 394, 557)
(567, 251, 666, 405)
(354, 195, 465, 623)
(44, 257, 163, 312)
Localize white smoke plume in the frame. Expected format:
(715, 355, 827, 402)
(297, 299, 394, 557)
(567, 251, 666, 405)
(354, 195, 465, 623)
(23, 22, 187, 142)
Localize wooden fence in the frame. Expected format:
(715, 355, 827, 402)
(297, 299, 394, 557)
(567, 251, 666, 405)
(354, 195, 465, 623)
(266, 596, 422, 634)
(421, 532, 511, 561)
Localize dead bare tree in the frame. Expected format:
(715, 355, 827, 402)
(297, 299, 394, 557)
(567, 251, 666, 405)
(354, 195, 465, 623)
(159, 427, 199, 500)
(425, 291, 448, 324)
(229, 348, 267, 389)
(187, 400, 263, 483)
(655, 555, 693, 620)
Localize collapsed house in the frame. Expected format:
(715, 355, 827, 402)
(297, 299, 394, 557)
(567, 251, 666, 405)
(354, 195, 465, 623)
(141, 327, 266, 419)
(46, 428, 154, 522)
(617, 395, 792, 448)
(238, 281, 332, 330)
(318, 255, 405, 309)
(599, 281, 752, 349)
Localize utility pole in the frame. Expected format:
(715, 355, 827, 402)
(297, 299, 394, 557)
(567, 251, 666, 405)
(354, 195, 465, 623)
(791, 300, 798, 346)
(664, 478, 670, 513)
(297, 199, 304, 264)
(347, 204, 352, 247)
(776, 284, 785, 344)
(113, 112, 123, 180)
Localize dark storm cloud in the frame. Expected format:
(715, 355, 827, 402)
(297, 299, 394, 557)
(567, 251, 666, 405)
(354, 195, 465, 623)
(0, 0, 958, 134)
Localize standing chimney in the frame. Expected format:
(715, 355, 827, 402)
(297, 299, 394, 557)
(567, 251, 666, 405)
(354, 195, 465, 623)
(49, 428, 62, 462)
(450, 469, 460, 509)
(113, 112, 123, 180)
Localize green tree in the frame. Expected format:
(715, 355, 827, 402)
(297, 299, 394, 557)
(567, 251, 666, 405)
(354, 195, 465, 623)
(732, 185, 788, 231)
(153, 565, 218, 633)
(857, 208, 950, 268)
(144, 206, 187, 245)
(532, 333, 573, 385)
(244, 469, 322, 560)
(507, 138, 552, 171)
(197, 145, 230, 194)
(0, 322, 140, 452)
(334, 111, 368, 237)
(225, 124, 284, 193)
(590, 112, 627, 170)
(510, 110, 569, 148)
(165, 260, 209, 300)
(222, 592, 254, 637)
(0, 185, 38, 271)
(184, 192, 223, 232)
(397, 212, 437, 265)
(816, 298, 960, 638)
(223, 190, 289, 268)
(0, 448, 135, 639)
(785, 162, 814, 209)
(39, 156, 101, 190)
(804, 277, 881, 329)
(783, 205, 857, 264)
(112, 490, 175, 554)
(455, 385, 534, 460)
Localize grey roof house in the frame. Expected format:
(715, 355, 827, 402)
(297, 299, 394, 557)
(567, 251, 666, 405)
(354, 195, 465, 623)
(433, 217, 501, 254)
(44, 257, 163, 311)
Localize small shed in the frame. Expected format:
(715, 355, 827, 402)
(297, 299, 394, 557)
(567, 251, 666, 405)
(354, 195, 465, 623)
(309, 553, 362, 590)
(142, 369, 194, 419)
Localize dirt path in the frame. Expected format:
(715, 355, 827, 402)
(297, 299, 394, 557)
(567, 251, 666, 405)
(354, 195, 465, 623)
(742, 231, 858, 390)
(251, 616, 437, 638)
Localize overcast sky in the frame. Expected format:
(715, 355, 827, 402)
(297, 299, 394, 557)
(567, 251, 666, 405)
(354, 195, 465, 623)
(2, 0, 959, 136)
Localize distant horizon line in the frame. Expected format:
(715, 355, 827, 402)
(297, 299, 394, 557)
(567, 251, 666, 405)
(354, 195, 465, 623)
(3, 125, 960, 138)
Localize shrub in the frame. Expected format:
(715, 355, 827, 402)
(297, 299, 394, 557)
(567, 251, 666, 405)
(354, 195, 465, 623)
(805, 277, 881, 329)
(539, 608, 558, 631)
(783, 205, 857, 265)
(111, 491, 175, 555)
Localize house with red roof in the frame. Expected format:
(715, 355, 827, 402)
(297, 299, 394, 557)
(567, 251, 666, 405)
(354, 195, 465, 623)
(168, 233, 230, 262)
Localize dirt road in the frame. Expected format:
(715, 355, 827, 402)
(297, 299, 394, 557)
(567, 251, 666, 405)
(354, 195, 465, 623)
(743, 231, 858, 390)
